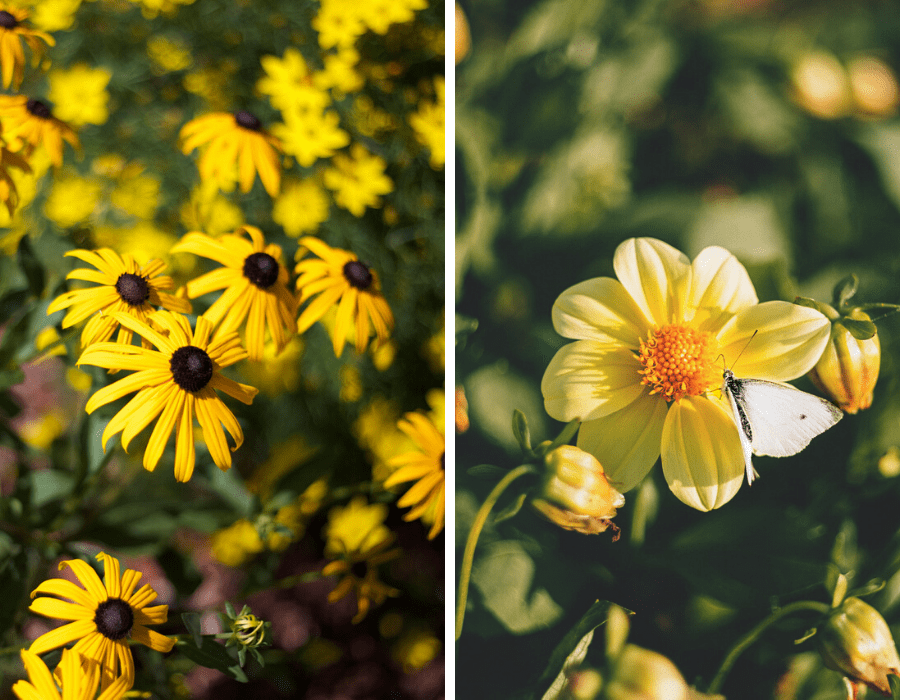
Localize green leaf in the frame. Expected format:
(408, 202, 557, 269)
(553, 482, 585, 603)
(238, 646, 247, 667)
(31, 471, 75, 508)
(494, 492, 528, 524)
(537, 601, 615, 700)
(838, 318, 877, 341)
(832, 274, 858, 309)
(225, 601, 237, 619)
(467, 464, 508, 479)
(177, 637, 248, 683)
(889, 673, 900, 700)
(17, 236, 45, 299)
(794, 296, 836, 318)
(847, 578, 886, 599)
(181, 612, 204, 648)
(512, 409, 532, 455)
(0, 368, 24, 390)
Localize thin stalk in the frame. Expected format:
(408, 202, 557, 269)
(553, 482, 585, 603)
(707, 600, 830, 694)
(456, 464, 534, 640)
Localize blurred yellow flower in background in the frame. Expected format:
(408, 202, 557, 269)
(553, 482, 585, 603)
(315, 47, 364, 95)
(43, 172, 101, 227)
(256, 47, 328, 114)
(0, 144, 30, 217)
(125, 0, 196, 20)
(180, 182, 245, 236)
(27, 0, 82, 33)
(313, 0, 366, 50)
(0, 5, 54, 89)
(180, 110, 282, 196)
(324, 495, 391, 555)
(542, 237, 832, 511)
(146, 35, 192, 73)
(323, 143, 393, 216)
(409, 76, 445, 169)
(48, 64, 112, 126)
(272, 110, 350, 169)
(273, 179, 330, 237)
(0, 95, 79, 167)
(295, 236, 394, 357)
(110, 171, 161, 220)
(211, 519, 264, 567)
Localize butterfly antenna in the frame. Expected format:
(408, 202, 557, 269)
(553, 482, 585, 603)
(730, 329, 759, 371)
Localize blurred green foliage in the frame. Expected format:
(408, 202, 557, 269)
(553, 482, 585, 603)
(456, 0, 900, 698)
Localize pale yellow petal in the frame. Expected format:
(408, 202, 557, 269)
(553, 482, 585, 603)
(552, 277, 651, 346)
(660, 395, 745, 511)
(541, 341, 646, 422)
(576, 393, 667, 494)
(613, 237, 691, 327)
(686, 246, 759, 333)
(716, 301, 831, 381)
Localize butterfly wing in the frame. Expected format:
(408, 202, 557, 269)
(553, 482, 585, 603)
(722, 372, 758, 484)
(734, 378, 843, 458)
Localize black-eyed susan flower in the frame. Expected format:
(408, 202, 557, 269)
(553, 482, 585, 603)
(385, 409, 445, 540)
(13, 648, 129, 700)
(46, 249, 192, 349)
(541, 237, 833, 511)
(0, 95, 79, 168)
(322, 496, 401, 623)
(294, 236, 394, 357)
(0, 6, 54, 90)
(179, 111, 282, 197)
(77, 310, 258, 482)
(28, 552, 176, 692)
(322, 143, 393, 217)
(170, 226, 298, 362)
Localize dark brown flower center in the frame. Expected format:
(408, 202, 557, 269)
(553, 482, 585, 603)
(234, 110, 262, 131)
(343, 261, 373, 290)
(351, 561, 368, 579)
(243, 252, 279, 289)
(115, 273, 150, 306)
(440, 452, 445, 471)
(25, 99, 52, 120)
(0, 11, 18, 29)
(170, 346, 214, 392)
(94, 598, 134, 641)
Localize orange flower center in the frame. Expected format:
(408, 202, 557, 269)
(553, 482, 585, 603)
(637, 324, 718, 402)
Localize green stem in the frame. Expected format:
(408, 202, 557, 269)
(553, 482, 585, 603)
(707, 600, 830, 694)
(456, 464, 534, 641)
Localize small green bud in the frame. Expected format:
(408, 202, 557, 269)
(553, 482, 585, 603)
(816, 596, 900, 695)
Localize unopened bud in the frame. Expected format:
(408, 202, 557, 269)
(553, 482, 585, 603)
(808, 309, 880, 414)
(532, 445, 625, 537)
(816, 596, 900, 695)
(604, 644, 689, 700)
(791, 51, 852, 119)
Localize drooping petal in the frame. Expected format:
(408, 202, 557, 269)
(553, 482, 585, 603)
(577, 393, 667, 493)
(541, 341, 646, 422)
(613, 237, 691, 327)
(29, 578, 95, 609)
(130, 624, 176, 653)
(58, 559, 107, 603)
(552, 277, 651, 346)
(28, 597, 94, 621)
(717, 301, 831, 381)
(660, 395, 745, 511)
(686, 246, 758, 333)
(28, 621, 98, 656)
(173, 392, 196, 482)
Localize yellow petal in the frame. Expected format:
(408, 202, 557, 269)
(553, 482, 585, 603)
(717, 301, 831, 381)
(127, 584, 158, 611)
(577, 394, 666, 493)
(18, 650, 59, 700)
(686, 246, 758, 333)
(29, 621, 98, 656)
(552, 276, 651, 346)
(174, 392, 196, 482)
(207, 373, 258, 405)
(58, 559, 107, 602)
(97, 553, 121, 599)
(85, 369, 171, 414)
(29, 597, 93, 621)
(541, 341, 646, 422)
(660, 395, 745, 511)
(130, 624, 176, 653)
(29, 578, 95, 609)
(143, 388, 185, 470)
(613, 237, 690, 327)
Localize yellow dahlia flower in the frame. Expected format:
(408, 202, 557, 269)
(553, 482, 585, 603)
(541, 237, 831, 511)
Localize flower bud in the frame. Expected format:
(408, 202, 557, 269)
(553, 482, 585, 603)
(808, 310, 880, 414)
(604, 644, 689, 700)
(816, 596, 900, 695)
(532, 445, 625, 536)
(790, 51, 852, 119)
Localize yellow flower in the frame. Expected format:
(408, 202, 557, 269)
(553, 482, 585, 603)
(409, 76, 444, 169)
(295, 236, 394, 357)
(46, 248, 191, 349)
(238, 335, 303, 396)
(43, 173, 102, 228)
(322, 496, 400, 623)
(353, 397, 414, 480)
(77, 310, 259, 482)
(179, 182, 245, 236)
(211, 519, 264, 567)
(358, 0, 427, 35)
(541, 237, 832, 511)
(0, 144, 30, 217)
(13, 648, 129, 700)
(392, 628, 441, 672)
(180, 111, 282, 197)
(110, 171, 161, 220)
(0, 5, 54, 90)
(314, 48, 364, 95)
(322, 144, 393, 217)
(94, 223, 181, 274)
(124, 0, 196, 20)
(271, 110, 350, 169)
(385, 408, 445, 539)
(146, 35, 192, 74)
(27, 0, 81, 33)
(256, 48, 329, 114)
(0, 95, 79, 168)
(244, 434, 318, 499)
(272, 179, 330, 237)
(48, 64, 112, 127)
(171, 226, 298, 362)
(28, 552, 176, 691)
(312, 0, 366, 50)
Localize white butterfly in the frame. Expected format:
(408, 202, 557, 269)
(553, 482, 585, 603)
(721, 369, 843, 485)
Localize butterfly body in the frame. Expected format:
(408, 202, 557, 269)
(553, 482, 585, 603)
(721, 369, 843, 485)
